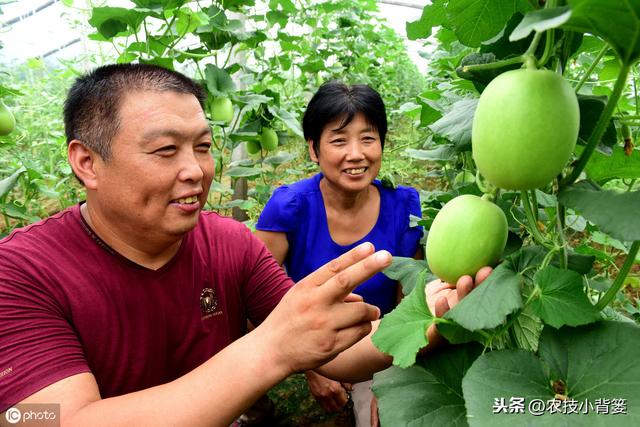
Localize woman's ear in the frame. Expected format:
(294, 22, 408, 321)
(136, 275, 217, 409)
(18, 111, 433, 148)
(307, 139, 319, 164)
(68, 140, 99, 189)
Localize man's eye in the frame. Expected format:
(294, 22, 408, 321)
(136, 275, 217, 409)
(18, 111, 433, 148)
(197, 143, 212, 152)
(155, 146, 177, 154)
(331, 139, 345, 144)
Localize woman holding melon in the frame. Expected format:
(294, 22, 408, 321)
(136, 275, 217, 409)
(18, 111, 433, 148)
(255, 81, 423, 426)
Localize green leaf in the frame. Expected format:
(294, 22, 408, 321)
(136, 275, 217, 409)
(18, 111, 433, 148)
(464, 321, 640, 426)
(417, 91, 443, 127)
(558, 181, 640, 241)
(89, 7, 146, 39)
(564, 0, 640, 65)
(235, 93, 273, 109)
(139, 57, 174, 70)
(429, 99, 478, 149)
(224, 166, 262, 178)
(509, 6, 572, 41)
(600, 58, 621, 81)
(447, 0, 533, 47)
(209, 181, 233, 194)
(175, 8, 205, 35)
(406, 145, 457, 162)
(204, 64, 236, 97)
(511, 305, 543, 352)
(131, 0, 184, 7)
(0, 167, 26, 199)
(444, 263, 523, 331)
(406, 0, 447, 40)
(565, 251, 595, 275)
(372, 280, 433, 368)
(117, 52, 138, 64)
(479, 13, 535, 60)
(263, 152, 294, 167)
(266, 106, 303, 138)
(577, 96, 617, 148)
(463, 349, 554, 425)
(383, 257, 431, 295)
(590, 230, 628, 251)
(0, 85, 23, 98)
(373, 343, 483, 427)
(1, 203, 39, 222)
(582, 146, 640, 183)
(539, 321, 640, 422)
(529, 266, 600, 329)
(266, 10, 288, 28)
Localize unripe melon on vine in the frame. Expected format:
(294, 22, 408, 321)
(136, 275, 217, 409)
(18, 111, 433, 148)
(246, 139, 261, 155)
(0, 100, 16, 136)
(472, 69, 579, 190)
(210, 97, 234, 124)
(260, 128, 278, 151)
(426, 195, 508, 284)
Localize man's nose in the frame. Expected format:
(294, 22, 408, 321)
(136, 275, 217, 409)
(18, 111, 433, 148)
(178, 151, 205, 182)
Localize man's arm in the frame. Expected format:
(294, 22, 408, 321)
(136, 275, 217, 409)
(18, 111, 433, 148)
(8, 243, 390, 427)
(18, 332, 291, 427)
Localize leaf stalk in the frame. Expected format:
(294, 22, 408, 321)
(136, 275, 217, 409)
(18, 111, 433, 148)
(595, 241, 640, 310)
(562, 62, 632, 187)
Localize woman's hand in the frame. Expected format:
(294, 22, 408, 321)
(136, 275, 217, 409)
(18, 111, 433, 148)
(304, 370, 352, 412)
(424, 266, 493, 350)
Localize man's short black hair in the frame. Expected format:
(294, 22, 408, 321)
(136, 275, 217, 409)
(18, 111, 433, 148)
(64, 63, 206, 160)
(302, 81, 387, 157)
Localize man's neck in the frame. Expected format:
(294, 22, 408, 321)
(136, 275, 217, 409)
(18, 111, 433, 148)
(80, 202, 182, 270)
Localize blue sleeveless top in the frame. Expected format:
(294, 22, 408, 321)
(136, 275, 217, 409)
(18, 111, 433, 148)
(256, 173, 422, 315)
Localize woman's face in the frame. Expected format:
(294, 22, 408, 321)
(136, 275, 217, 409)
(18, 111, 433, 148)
(309, 112, 382, 194)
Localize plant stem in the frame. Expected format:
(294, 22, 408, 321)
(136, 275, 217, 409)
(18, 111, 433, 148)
(562, 62, 632, 187)
(459, 56, 524, 73)
(525, 31, 544, 58)
(540, 246, 561, 270)
(574, 45, 608, 92)
(521, 190, 552, 249)
(614, 114, 640, 120)
(595, 241, 640, 310)
(536, 29, 555, 68)
(530, 190, 539, 222)
(555, 202, 567, 269)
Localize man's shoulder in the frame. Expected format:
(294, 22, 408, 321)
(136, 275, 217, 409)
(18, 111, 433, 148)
(0, 205, 80, 251)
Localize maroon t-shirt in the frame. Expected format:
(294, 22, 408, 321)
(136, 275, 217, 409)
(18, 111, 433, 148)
(0, 204, 293, 410)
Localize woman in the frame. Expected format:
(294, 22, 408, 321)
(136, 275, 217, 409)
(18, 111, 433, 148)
(255, 81, 423, 426)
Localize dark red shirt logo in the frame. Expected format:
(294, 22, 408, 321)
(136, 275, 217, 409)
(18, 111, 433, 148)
(199, 288, 218, 315)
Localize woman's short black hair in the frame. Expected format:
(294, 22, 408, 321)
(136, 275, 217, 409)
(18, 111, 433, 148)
(303, 81, 387, 156)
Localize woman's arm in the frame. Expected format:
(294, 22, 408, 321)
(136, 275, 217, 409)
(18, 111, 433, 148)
(254, 230, 289, 265)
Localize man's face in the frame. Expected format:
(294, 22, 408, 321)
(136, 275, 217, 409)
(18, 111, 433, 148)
(91, 90, 214, 245)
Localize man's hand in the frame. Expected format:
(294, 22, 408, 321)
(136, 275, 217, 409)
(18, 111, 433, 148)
(304, 370, 351, 412)
(424, 266, 493, 349)
(255, 242, 392, 376)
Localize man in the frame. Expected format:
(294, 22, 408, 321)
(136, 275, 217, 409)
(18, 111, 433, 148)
(0, 64, 486, 426)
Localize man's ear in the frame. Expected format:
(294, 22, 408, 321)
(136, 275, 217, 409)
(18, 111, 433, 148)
(68, 140, 100, 190)
(307, 140, 318, 163)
